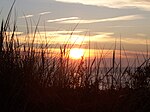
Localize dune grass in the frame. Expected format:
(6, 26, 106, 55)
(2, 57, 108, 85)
(0, 2, 150, 112)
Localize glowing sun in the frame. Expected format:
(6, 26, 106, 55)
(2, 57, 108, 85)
(70, 48, 84, 59)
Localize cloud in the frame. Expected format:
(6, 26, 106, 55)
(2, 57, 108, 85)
(46, 30, 83, 34)
(39, 11, 51, 15)
(19, 15, 33, 19)
(47, 17, 79, 23)
(108, 25, 136, 28)
(55, 0, 150, 11)
(58, 15, 143, 24)
(6, 31, 23, 36)
(136, 33, 147, 37)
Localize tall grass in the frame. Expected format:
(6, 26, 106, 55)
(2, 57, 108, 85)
(1, 2, 150, 112)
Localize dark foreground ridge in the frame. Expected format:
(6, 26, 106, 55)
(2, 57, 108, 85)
(1, 84, 150, 112)
(1, 60, 150, 112)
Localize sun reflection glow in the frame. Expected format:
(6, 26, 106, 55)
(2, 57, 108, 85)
(70, 48, 84, 59)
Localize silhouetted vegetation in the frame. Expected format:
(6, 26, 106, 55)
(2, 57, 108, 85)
(0, 2, 150, 112)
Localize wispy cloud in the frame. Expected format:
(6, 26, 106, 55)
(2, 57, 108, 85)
(39, 11, 51, 15)
(136, 33, 147, 37)
(6, 31, 23, 36)
(59, 15, 143, 24)
(19, 15, 34, 19)
(108, 25, 136, 28)
(55, 0, 150, 11)
(47, 17, 79, 23)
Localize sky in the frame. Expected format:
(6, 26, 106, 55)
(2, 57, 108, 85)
(0, 0, 150, 59)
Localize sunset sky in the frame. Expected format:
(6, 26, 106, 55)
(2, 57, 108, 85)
(0, 0, 150, 59)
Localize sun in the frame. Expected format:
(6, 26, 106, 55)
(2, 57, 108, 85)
(70, 48, 84, 59)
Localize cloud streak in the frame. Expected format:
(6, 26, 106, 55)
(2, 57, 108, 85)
(39, 11, 51, 15)
(55, 0, 150, 11)
(58, 15, 143, 24)
(19, 15, 34, 19)
(47, 17, 79, 23)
